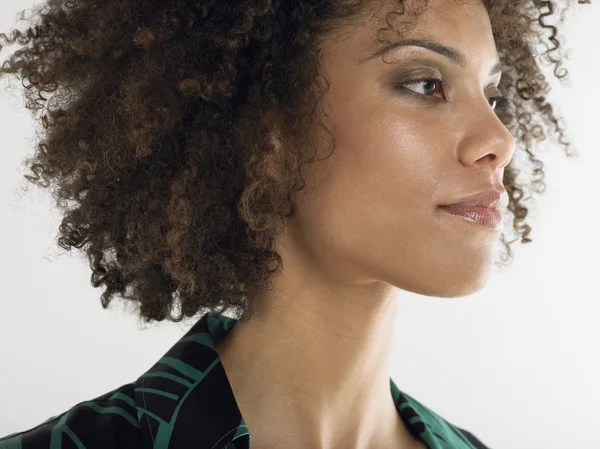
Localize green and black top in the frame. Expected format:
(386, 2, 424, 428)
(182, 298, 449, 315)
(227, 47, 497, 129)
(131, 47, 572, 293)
(0, 312, 491, 449)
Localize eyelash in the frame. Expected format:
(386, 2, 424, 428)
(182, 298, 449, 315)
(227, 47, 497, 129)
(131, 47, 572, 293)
(396, 77, 508, 111)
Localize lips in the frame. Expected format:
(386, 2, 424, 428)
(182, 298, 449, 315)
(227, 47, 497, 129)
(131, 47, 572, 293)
(439, 189, 509, 211)
(439, 205, 504, 230)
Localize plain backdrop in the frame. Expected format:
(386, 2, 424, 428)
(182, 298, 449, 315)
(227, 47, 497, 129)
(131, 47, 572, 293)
(0, 1, 598, 448)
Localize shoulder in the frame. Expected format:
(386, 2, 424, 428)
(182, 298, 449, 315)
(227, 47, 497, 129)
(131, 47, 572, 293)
(0, 382, 142, 449)
(446, 423, 492, 449)
(399, 389, 492, 449)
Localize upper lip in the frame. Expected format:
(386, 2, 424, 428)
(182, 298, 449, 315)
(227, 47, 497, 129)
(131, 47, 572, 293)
(439, 188, 509, 210)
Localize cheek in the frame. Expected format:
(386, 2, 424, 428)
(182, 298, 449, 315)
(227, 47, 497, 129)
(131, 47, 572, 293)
(339, 116, 445, 211)
(320, 64, 451, 213)
(289, 112, 495, 294)
(300, 116, 446, 253)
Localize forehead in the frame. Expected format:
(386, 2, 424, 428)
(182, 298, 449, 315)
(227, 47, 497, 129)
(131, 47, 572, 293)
(328, 0, 497, 66)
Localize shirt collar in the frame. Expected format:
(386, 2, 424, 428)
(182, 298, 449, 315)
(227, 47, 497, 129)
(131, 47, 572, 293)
(133, 311, 479, 449)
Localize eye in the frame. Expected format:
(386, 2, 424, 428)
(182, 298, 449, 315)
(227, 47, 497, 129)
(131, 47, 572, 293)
(396, 77, 507, 111)
(488, 95, 508, 112)
(397, 77, 446, 100)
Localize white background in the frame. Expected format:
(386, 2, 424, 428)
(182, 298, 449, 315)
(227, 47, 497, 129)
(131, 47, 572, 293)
(0, 1, 598, 448)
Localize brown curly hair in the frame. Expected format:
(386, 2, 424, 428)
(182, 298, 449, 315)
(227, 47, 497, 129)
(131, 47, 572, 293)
(0, 0, 590, 325)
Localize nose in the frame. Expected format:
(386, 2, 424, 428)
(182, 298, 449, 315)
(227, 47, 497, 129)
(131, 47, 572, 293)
(457, 104, 516, 170)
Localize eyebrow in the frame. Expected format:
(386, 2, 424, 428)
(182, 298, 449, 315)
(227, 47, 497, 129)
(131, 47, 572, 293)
(360, 38, 508, 76)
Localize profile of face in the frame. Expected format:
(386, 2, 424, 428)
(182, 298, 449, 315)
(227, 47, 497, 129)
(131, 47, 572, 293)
(278, 0, 516, 299)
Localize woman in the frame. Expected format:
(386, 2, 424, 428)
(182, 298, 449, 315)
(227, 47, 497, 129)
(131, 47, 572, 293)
(0, 0, 589, 448)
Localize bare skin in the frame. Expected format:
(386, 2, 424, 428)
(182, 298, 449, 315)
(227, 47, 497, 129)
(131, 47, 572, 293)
(216, 0, 515, 448)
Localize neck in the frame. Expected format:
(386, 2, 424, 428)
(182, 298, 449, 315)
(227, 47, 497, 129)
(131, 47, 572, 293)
(215, 290, 412, 448)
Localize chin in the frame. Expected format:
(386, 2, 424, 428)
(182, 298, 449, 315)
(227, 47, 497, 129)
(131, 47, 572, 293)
(402, 268, 492, 298)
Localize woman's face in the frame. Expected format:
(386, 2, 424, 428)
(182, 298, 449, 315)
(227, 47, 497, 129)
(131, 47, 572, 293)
(283, 0, 515, 299)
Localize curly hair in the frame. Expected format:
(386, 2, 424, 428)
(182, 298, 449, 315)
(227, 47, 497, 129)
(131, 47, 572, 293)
(0, 0, 590, 325)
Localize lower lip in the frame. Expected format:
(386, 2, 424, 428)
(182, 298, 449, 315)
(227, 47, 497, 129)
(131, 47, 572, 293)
(438, 206, 504, 230)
